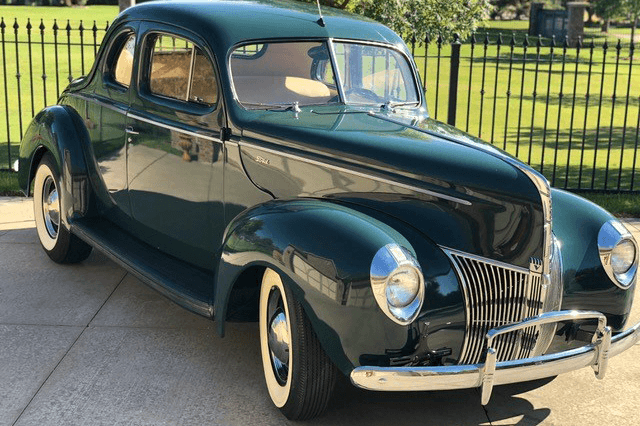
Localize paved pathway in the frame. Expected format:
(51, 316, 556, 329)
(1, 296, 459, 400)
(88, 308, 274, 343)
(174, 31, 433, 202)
(1, 197, 640, 425)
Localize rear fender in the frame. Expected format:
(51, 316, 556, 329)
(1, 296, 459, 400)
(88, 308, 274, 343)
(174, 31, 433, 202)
(18, 106, 92, 225)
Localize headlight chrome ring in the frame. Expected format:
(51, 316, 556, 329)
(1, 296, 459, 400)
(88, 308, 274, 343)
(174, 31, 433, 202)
(370, 244, 424, 325)
(598, 220, 638, 289)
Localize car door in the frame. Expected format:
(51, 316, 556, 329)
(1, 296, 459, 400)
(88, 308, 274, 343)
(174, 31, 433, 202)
(92, 24, 138, 217)
(126, 24, 225, 272)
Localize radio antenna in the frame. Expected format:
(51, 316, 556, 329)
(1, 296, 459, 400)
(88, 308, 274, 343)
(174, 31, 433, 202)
(315, 0, 326, 27)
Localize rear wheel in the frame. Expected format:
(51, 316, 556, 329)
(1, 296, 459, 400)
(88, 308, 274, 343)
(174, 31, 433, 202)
(33, 153, 92, 264)
(259, 268, 337, 420)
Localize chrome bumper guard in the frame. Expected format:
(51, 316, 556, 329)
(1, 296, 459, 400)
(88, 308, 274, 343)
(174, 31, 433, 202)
(350, 310, 640, 405)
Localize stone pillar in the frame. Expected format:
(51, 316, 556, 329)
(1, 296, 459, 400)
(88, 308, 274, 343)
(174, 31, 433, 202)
(567, 2, 588, 47)
(118, 0, 136, 13)
(529, 2, 545, 36)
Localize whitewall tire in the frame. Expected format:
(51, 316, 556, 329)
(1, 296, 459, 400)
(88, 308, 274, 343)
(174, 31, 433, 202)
(33, 153, 92, 264)
(259, 268, 337, 420)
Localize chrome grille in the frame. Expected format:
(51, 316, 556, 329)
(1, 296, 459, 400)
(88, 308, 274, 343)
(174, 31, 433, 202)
(445, 249, 547, 364)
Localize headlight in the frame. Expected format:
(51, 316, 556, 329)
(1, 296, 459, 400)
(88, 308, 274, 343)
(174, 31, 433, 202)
(598, 220, 638, 288)
(370, 244, 424, 325)
(611, 240, 636, 274)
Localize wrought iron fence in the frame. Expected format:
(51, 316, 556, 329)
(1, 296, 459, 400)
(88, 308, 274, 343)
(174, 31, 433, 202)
(0, 17, 110, 174)
(1, 17, 639, 193)
(410, 33, 640, 193)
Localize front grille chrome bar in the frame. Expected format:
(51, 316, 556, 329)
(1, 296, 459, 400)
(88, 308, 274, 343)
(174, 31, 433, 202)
(444, 248, 549, 364)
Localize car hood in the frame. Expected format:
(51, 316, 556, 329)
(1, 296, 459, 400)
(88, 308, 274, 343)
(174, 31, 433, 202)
(236, 105, 546, 268)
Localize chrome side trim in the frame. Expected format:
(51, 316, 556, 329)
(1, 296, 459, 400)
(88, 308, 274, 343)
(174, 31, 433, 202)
(127, 113, 223, 144)
(69, 92, 126, 115)
(67, 93, 223, 145)
(350, 310, 636, 406)
(238, 142, 472, 205)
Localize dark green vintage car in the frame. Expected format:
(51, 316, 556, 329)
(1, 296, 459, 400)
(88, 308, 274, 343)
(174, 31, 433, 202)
(17, 0, 640, 420)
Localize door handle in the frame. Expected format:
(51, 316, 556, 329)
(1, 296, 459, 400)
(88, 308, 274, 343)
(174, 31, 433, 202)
(125, 126, 139, 135)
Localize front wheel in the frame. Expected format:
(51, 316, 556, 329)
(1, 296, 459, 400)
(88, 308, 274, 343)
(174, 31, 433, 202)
(259, 268, 337, 420)
(33, 153, 92, 264)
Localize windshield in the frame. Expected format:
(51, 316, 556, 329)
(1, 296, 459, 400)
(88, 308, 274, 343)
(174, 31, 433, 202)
(229, 40, 419, 109)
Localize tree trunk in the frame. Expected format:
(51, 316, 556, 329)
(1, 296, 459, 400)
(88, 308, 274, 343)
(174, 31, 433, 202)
(632, 17, 638, 44)
(118, 0, 135, 13)
(601, 19, 610, 33)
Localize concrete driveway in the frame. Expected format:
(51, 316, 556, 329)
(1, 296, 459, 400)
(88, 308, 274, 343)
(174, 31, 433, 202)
(2, 196, 640, 426)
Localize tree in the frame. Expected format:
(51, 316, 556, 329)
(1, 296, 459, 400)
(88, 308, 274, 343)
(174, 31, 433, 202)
(299, 0, 491, 42)
(593, 0, 625, 32)
(620, 0, 640, 41)
(593, 0, 640, 37)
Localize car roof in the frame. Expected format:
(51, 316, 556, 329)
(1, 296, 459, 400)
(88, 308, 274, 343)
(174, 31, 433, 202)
(118, 0, 405, 48)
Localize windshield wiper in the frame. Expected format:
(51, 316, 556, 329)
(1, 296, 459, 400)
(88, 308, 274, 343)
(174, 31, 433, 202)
(242, 101, 303, 112)
(381, 101, 419, 110)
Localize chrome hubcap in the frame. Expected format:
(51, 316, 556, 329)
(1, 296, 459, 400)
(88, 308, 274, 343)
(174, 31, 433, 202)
(42, 176, 60, 239)
(267, 287, 290, 385)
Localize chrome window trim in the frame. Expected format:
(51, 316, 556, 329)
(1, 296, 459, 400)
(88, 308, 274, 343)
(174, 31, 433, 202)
(331, 38, 423, 109)
(238, 141, 472, 205)
(227, 37, 424, 110)
(185, 44, 197, 102)
(139, 30, 220, 110)
(102, 28, 137, 90)
(327, 38, 346, 103)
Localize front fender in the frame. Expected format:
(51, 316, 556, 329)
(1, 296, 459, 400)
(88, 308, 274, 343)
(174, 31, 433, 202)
(18, 105, 92, 224)
(215, 198, 464, 374)
(552, 189, 635, 330)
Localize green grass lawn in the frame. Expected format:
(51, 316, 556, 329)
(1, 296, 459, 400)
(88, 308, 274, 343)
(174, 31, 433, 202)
(0, 7, 638, 215)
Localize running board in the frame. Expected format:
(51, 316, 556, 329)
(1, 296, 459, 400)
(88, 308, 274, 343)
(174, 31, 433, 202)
(71, 217, 214, 318)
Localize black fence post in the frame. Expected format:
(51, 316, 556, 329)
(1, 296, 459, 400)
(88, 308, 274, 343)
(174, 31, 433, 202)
(447, 34, 461, 127)
(1, 18, 10, 170)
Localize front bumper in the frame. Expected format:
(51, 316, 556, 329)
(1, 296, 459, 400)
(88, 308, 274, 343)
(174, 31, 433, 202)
(350, 310, 640, 405)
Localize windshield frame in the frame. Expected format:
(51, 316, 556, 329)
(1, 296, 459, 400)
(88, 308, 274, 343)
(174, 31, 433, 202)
(227, 37, 423, 110)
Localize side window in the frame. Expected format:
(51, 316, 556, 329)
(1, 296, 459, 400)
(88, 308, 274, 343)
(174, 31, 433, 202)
(148, 34, 218, 106)
(113, 34, 135, 87)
